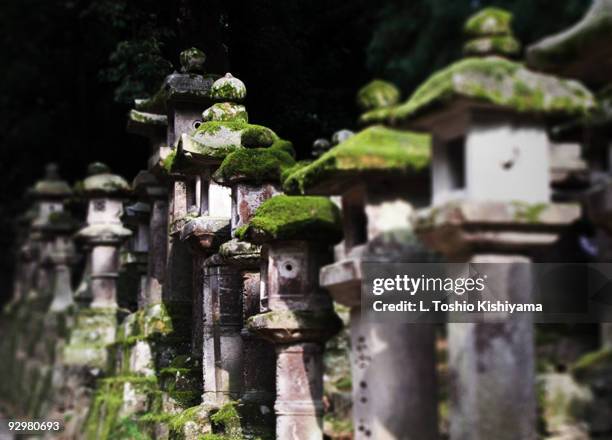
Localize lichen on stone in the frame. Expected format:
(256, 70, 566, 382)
(463, 35, 520, 57)
(527, 0, 612, 74)
(236, 195, 342, 244)
(211, 73, 246, 102)
(360, 56, 595, 125)
(247, 309, 343, 341)
(283, 125, 430, 194)
(356, 79, 401, 112)
(202, 102, 248, 123)
(464, 7, 513, 37)
(129, 109, 168, 127)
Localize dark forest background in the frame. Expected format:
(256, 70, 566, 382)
(0, 0, 590, 303)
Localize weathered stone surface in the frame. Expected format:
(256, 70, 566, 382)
(448, 255, 536, 440)
(416, 200, 580, 256)
(180, 215, 230, 252)
(202, 102, 248, 123)
(527, 0, 612, 85)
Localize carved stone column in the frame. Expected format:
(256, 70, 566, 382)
(241, 195, 343, 440)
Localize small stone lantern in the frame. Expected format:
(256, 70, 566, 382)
(361, 8, 591, 440)
(240, 195, 343, 440)
(76, 162, 132, 309)
(29, 164, 74, 299)
(284, 121, 439, 439)
(123, 171, 155, 309)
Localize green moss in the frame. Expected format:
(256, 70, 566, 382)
(464, 7, 513, 37)
(283, 125, 430, 194)
(357, 79, 400, 111)
(334, 376, 352, 391)
(512, 201, 548, 223)
(240, 124, 276, 148)
(236, 195, 343, 244)
(572, 348, 612, 381)
(168, 405, 208, 431)
(84, 376, 158, 440)
(213, 145, 295, 184)
(360, 56, 595, 125)
(169, 390, 201, 408)
(280, 160, 311, 185)
(162, 150, 177, 174)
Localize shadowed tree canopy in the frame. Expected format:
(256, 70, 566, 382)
(0, 0, 588, 303)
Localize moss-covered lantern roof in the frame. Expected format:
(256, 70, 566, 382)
(236, 195, 343, 244)
(526, 0, 612, 86)
(360, 8, 595, 128)
(212, 142, 296, 185)
(283, 125, 430, 195)
(30, 163, 72, 199)
(81, 162, 130, 196)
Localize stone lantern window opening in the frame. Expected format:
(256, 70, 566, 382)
(341, 187, 368, 253)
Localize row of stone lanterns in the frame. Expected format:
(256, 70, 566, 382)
(2, 5, 609, 439)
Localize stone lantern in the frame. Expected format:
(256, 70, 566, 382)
(64, 163, 131, 369)
(284, 114, 439, 438)
(211, 134, 295, 434)
(240, 195, 343, 440)
(127, 71, 169, 307)
(29, 163, 74, 299)
(123, 171, 155, 309)
(362, 8, 591, 440)
(75, 162, 132, 309)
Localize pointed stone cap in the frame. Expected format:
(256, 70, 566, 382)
(332, 129, 355, 146)
(463, 8, 520, 57)
(81, 162, 130, 197)
(357, 80, 401, 112)
(211, 73, 247, 102)
(284, 126, 430, 195)
(527, 0, 612, 85)
(236, 195, 343, 244)
(180, 47, 206, 74)
(31, 163, 72, 199)
(312, 138, 331, 158)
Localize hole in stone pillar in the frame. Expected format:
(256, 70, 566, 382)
(192, 120, 202, 129)
(285, 263, 293, 272)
